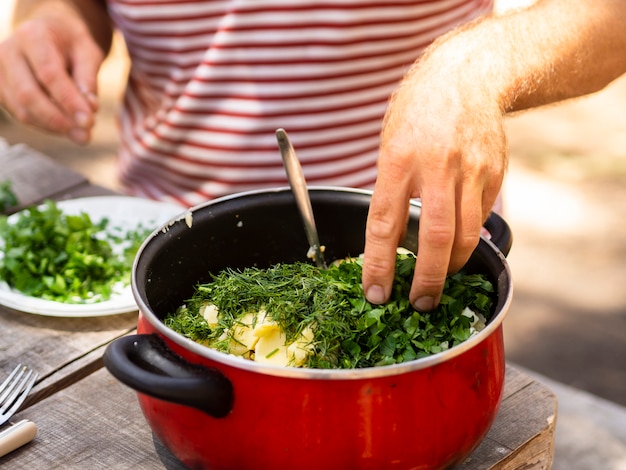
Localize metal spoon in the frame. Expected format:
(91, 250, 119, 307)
(275, 128, 327, 269)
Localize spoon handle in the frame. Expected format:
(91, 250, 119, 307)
(276, 128, 326, 268)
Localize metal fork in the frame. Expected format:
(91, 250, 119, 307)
(0, 365, 38, 427)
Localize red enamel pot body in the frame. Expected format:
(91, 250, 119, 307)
(104, 187, 513, 470)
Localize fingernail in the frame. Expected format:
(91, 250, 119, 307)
(74, 111, 90, 128)
(413, 296, 434, 312)
(366, 285, 386, 305)
(69, 127, 89, 144)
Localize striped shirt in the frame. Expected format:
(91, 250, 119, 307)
(106, 0, 493, 207)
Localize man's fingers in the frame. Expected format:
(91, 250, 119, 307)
(363, 150, 412, 305)
(448, 179, 484, 274)
(1, 48, 74, 133)
(71, 38, 104, 113)
(409, 180, 456, 311)
(13, 20, 100, 143)
(25, 43, 93, 124)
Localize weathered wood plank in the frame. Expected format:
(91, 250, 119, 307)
(0, 144, 88, 212)
(57, 184, 118, 199)
(502, 365, 536, 400)
(3, 368, 184, 469)
(0, 308, 139, 402)
(460, 371, 557, 469)
(490, 381, 557, 453)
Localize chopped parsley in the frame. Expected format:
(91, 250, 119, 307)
(0, 181, 18, 213)
(166, 252, 496, 369)
(0, 199, 151, 303)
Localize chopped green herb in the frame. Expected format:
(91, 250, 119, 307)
(0, 199, 152, 303)
(0, 181, 18, 213)
(165, 252, 496, 369)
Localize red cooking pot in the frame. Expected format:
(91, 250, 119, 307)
(104, 187, 513, 470)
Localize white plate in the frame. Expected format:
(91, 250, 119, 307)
(0, 196, 184, 317)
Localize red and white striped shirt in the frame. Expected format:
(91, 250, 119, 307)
(106, 0, 493, 207)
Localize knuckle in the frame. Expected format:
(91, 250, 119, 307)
(366, 213, 399, 242)
(14, 87, 36, 112)
(11, 95, 35, 124)
(11, 107, 29, 124)
(36, 62, 61, 86)
(455, 230, 480, 254)
(364, 253, 396, 278)
(414, 274, 446, 292)
(380, 141, 415, 174)
(12, 90, 69, 132)
(421, 223, 454, 250)
(45, 113, 71, 133)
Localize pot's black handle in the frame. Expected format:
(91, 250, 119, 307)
(483, 212, 512, 257)
(103, 334, 234, 418)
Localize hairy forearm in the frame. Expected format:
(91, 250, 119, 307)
(416, 0, 626, 115)
(497, 0, 626, 111)
(13, 0, 113, 54)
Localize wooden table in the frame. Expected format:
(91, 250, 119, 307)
(0, 144, 557, 469)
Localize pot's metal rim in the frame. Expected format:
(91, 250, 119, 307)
(132, 186, 513, 380)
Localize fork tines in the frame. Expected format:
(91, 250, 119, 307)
(0, 364, 38, 427)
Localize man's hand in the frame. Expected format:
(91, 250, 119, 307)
(0, 1, 105, 144)
(362, 0, 626, 311)
(362, 41, 507, 311)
